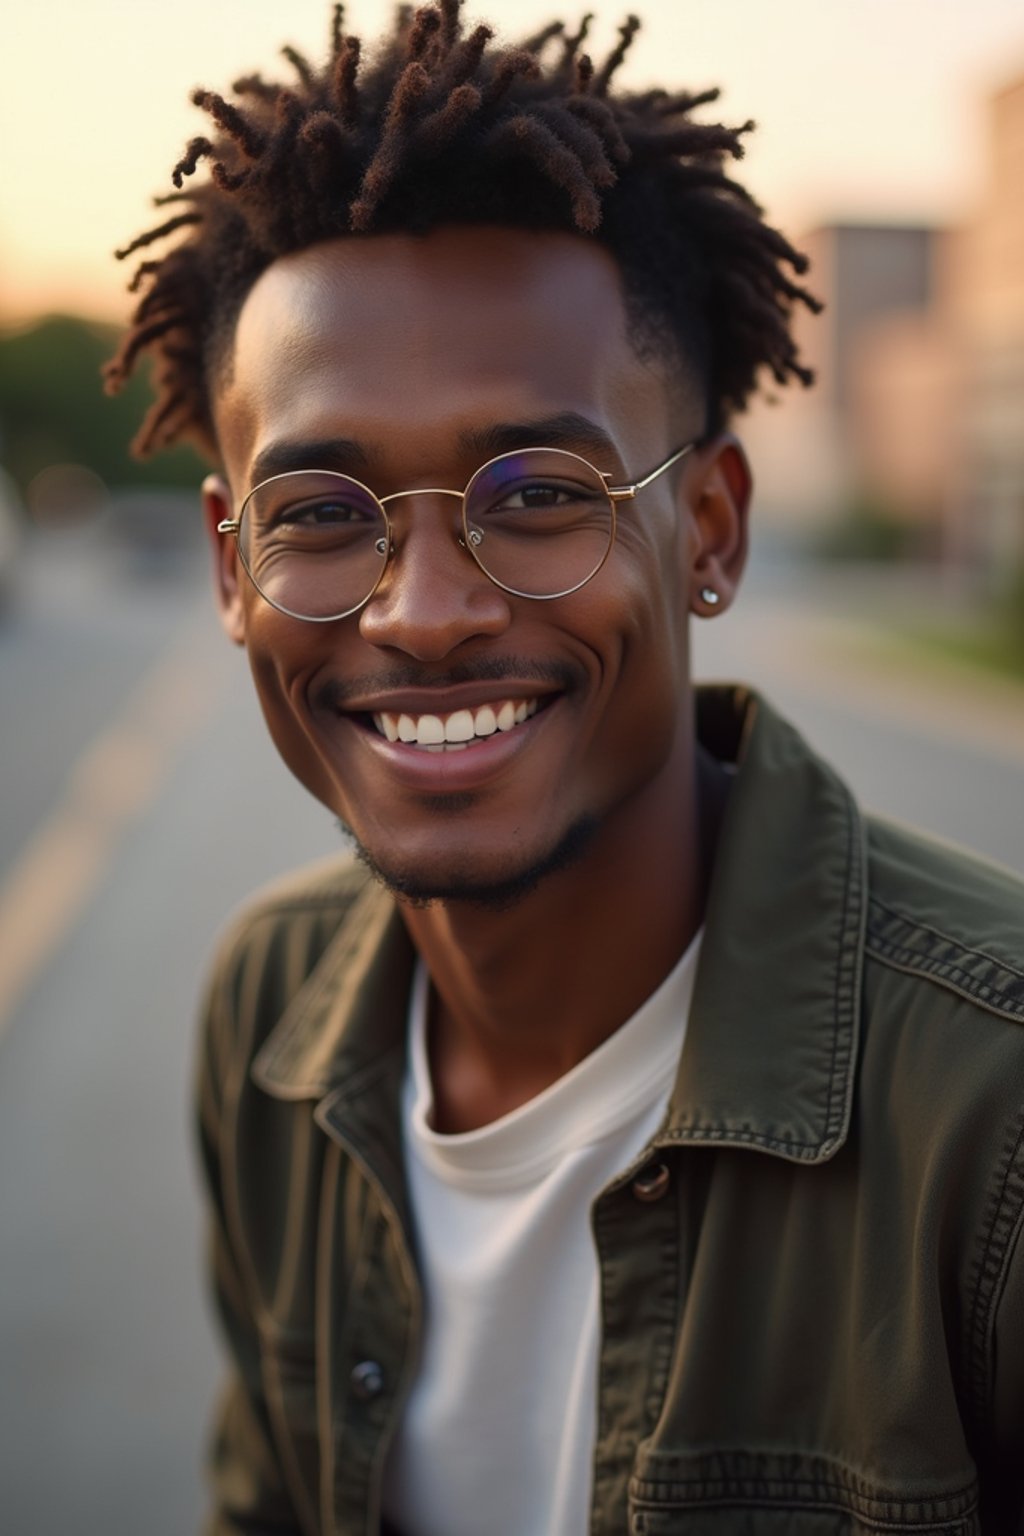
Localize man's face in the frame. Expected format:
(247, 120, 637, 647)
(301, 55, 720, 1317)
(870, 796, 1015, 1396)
(208, 227, 727, 903)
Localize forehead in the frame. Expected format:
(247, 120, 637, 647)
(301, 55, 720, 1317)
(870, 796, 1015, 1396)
(212, 226, 675, 482)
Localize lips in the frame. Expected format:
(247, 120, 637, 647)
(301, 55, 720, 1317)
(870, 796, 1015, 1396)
(371, 699, 540, 751)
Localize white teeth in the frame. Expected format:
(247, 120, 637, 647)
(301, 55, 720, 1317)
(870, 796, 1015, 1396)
(374, 698, 543, 746)
(373, 713, 399, 742)
(417, 714, 445, 745)
(444, 709, 475, 743)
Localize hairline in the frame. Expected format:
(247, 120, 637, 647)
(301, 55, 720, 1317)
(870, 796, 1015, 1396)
(203, 222, 708, 453)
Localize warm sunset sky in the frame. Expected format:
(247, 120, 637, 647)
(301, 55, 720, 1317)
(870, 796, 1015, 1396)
(2, 0, 1023, 326)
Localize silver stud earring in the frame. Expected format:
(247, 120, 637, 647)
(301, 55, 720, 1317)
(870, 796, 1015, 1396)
(700, 586, 721, 607)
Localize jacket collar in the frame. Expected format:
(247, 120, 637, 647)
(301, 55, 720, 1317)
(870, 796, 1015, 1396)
(665, 687, 867, 1162)
(253, 686, 867, 1166)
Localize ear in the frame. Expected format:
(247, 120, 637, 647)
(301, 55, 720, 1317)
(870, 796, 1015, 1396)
(202, 474, 246, 646)
(684, 433, 752, 618)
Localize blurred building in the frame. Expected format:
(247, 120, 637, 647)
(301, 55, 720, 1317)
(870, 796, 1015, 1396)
(744, 66, 1024, 587)
(947, 72, 1024, 583)
(740, 223, 943, 535)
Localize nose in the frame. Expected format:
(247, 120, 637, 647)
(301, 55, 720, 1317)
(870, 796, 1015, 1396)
(357, 491, 513, 661)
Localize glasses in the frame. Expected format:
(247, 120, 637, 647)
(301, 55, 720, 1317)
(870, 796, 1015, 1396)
(217, 441, 696, 622)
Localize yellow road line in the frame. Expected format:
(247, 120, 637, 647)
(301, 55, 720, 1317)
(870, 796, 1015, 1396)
(0, 611, 233, 1039)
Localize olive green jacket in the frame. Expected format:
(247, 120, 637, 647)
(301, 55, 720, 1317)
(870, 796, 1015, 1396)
(195, 686, 1024, 1536)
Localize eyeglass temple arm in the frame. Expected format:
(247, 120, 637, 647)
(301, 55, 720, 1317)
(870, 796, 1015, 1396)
(605, 440, 696, 503)
(216, 443, 697, 521)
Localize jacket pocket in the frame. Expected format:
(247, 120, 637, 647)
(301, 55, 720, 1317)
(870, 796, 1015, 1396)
(628, 1448, 980, 1536)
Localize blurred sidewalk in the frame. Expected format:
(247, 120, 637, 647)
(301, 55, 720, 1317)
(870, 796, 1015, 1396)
(697, 546, 1024, 769)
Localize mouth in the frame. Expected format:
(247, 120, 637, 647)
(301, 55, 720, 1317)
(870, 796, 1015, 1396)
(365, 696, 546, 752)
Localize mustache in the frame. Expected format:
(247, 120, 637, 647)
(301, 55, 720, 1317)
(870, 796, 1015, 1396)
(312, 656, 583, 711)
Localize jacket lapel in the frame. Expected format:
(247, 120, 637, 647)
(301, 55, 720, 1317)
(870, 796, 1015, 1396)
(251, 871, 418, 1235)
(665, 687, 868, 1162)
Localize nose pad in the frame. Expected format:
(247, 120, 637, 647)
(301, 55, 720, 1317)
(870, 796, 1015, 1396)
(357, 491, 512, 658)
(374, 489, 475, 585)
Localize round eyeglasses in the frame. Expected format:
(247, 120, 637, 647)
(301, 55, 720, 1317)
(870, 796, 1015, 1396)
(217, 442, 696, 622)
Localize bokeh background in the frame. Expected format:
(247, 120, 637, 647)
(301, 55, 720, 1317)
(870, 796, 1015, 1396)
(2, 3, 1023, 1531)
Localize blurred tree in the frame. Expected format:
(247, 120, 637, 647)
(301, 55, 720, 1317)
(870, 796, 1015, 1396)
(1005, 561, 1024, 662)
(0, 315, 205, 507)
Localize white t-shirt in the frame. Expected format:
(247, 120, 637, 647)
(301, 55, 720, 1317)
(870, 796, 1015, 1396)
(382, 931, 703, 1536)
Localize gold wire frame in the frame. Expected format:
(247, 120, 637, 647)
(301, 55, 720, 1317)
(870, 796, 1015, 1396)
(217, 441, 696, 621)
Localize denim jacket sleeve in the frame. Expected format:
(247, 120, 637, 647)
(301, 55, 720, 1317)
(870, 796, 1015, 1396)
(195, 943, 307, 1536)
(193, 859, 390, 1536)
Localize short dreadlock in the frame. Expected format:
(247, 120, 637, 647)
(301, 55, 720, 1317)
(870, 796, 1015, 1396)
(105, 0, 820, 461)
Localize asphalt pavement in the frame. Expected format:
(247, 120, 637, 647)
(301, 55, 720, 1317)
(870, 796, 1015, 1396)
(1, 528, 1022, 1534)
(1, 528, 334, 1533)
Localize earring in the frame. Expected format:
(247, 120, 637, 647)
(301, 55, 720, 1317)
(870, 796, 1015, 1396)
(700, 586, 721, 607)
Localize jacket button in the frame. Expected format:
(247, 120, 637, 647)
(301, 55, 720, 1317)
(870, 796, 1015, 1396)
(350, 1360, 385, 1400)
(632, 1162, 670, 1203)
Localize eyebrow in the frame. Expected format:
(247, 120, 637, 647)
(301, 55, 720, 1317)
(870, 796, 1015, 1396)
(249, 437, 371, 486)
(459, 413, 620, 464)
(247, 412, 621, 489)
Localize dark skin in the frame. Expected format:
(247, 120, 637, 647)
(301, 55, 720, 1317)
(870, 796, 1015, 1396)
(203, 226, 751, 1132)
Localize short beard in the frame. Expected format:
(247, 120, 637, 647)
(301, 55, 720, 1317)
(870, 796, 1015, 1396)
(339, 814, 600, 912)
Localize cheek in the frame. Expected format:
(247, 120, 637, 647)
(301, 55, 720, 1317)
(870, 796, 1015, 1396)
(632, 509, 693, 678)
(623, 597, 689, 743)
(570, 537, 691, 765)
(614, 535, 692, 741)
(244, 617, 340, 810)
(605, 513, 691, 677)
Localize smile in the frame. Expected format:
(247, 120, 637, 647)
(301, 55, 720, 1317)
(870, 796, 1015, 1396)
(371, 699, 540, 751)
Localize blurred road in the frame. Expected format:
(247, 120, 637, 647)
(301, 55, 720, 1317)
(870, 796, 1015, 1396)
(0, 526, 335, 1534)
(1, 527, 1022, 1535)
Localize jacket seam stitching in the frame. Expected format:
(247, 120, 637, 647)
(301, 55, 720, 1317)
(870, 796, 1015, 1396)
(824, 794, 858, 1147)
(965, 1105, 1024, 1429)
(629, 1473, 978, 1517)
(864, 941, 1024, 1023)
(632, 1499, 973, 1531)
(659, 1125, 831, 1155)
(869, 896, 1024, 983)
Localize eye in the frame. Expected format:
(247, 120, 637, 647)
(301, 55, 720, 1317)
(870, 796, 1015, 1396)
(488, 479, 594, 513)
(276, 495, 376, 527)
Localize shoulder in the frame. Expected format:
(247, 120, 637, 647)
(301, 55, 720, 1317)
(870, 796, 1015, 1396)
(858, 820, 1024, 1436)
(856, 818, 1024, 1259)
(220, 850, 374, 928)
(208, 853, 374, 986)
(863, 816, 1024, 1028)
(197, 854, 375, 1085)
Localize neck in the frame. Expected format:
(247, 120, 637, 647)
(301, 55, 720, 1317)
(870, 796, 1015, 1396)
(399, 734, 730, 1133)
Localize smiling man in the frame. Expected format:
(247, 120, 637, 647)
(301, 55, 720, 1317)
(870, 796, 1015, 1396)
(107, 5, 1024, 1534)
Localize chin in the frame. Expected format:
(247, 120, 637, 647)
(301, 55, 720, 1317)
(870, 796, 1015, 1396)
(343, 814, 600, 912)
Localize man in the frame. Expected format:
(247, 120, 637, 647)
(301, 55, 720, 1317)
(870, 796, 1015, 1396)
(107, 5, 1024, 1532)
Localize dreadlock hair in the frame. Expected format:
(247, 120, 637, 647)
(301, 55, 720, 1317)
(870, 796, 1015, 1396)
(105, 1, 820, 461)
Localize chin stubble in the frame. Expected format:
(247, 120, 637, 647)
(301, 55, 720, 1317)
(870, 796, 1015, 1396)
(335, 813, 600, 912)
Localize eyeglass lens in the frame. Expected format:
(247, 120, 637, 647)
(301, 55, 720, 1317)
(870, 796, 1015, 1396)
(464, 449, 613, 599)
(237, 449, 615, 619)
(239, 471, 389, 621)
